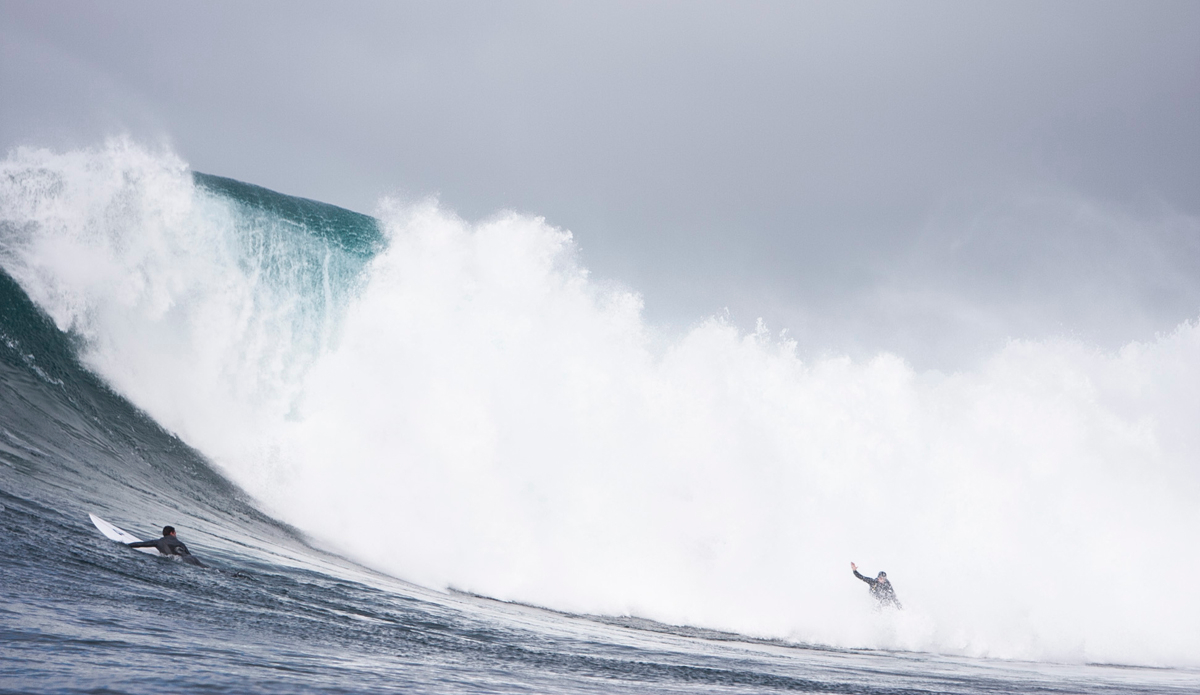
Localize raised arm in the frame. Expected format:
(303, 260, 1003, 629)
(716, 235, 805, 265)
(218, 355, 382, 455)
(850, 561, 872, 584)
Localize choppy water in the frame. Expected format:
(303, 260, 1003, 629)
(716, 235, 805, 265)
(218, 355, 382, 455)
(2, 140, 1198, 693)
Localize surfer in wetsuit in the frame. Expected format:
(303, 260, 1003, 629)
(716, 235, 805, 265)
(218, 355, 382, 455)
(850, 562, 900, 608)
(127, 526, 205, 567)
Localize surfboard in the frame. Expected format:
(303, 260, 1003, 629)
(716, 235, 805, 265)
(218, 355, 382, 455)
(90, 513, 161, 555)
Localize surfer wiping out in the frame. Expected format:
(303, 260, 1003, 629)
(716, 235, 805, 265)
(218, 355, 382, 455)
(850, 562, 901, 609)
(127, 526, 206, 567)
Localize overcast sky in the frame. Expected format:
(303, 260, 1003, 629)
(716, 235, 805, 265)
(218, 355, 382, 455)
(2, 1, 1198, 368)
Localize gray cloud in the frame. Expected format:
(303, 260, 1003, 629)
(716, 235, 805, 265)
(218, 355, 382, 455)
(2, 1, 1197, 367)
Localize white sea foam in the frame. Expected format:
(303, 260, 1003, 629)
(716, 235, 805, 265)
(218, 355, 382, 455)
(2, 139, 1198, 666)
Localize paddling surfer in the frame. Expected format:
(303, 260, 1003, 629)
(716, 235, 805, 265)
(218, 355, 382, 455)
(850, 561, 901, 608)
(127, 526, 206, 567)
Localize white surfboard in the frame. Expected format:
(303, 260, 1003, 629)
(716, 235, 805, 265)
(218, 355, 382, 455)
(90, 513, 161, 555)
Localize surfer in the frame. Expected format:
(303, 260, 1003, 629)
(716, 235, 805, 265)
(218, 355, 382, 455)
(127, 526, 205, 567)
(850, 562, 901, 608)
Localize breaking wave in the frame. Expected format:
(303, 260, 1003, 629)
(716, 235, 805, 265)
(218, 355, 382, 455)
(2, 138, 1198, 667)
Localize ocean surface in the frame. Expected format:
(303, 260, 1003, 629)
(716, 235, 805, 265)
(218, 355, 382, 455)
(2, 140, 1198, 694)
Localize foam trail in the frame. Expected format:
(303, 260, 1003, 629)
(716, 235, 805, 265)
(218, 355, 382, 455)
(2, 140, 1198, 667)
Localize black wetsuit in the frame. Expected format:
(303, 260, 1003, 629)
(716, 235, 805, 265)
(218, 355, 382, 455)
(127, 535, 205, 567)
(853, 569, 901, 608)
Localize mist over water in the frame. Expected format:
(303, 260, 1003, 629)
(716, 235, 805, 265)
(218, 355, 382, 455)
(3, 139, 1199, 668)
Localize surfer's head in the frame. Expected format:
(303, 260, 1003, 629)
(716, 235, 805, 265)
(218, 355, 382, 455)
(877, 571, 888, 582)
(162, 525, 176, 537)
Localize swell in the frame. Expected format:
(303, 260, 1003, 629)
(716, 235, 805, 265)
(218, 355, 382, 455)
(0, 264, 291, 552)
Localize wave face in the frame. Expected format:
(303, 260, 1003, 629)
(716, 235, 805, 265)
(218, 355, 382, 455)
(3, 139, 1199, 669)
